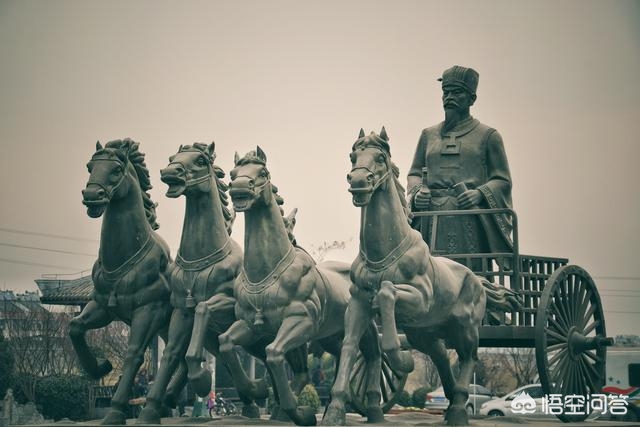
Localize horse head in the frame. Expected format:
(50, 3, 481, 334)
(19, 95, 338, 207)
(229, 146, 274, 212)
(82, 139, 138, 218)
(347, 127, 393, 206)
(161, 142, 216, 198)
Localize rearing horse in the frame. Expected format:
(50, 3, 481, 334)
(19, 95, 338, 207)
(323, 129, 519, 426)
(74, 139, 174, 425)
(218, 147, 381, 426)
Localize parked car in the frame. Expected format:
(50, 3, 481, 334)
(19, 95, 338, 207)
(479, 383, 553, 418)
(424, 384, 495, 415)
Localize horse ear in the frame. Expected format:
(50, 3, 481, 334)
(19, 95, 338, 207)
(380, 126, 388, 141)
(178, 144, 183, 152)
(208, 141, 216, 156)
(256, 146, 267, 162)
(234, 151, 240, 165)
(96, 141, 102, 151)
(286, 208, 298, 227)
(358, 128, 365, 139)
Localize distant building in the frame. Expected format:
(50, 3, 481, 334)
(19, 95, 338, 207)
(0, 290, 51, 338)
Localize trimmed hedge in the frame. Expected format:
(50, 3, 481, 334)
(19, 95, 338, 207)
(35, 375, 92, 421)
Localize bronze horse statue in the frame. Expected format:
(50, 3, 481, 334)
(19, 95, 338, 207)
(155, 143, 310, 421)
(214, 147, 381, 426)
(323, 129, 519, 426)
(137, 142, 267, 422)
(74, 139, 176, 425)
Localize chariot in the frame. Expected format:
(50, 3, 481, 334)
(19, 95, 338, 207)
(349, 207, 613, 423)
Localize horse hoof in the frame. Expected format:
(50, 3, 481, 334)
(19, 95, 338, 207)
(137, 406, 161, 424)
(270, 406, 292, 422)
(251, 378, 270, 399)
(445, 406, 469, 426)
(320, 403, 346, 426)
(290, 406, 317, 426)
(187, 368, 212, 397)
(101, 409, 127, 425)
(241, 403, 261, 419)
(366, 406, 384, 423)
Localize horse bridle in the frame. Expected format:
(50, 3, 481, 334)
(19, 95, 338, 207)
(86, 157, 128, 201)
(349, 146, 390, 194)
(168, 149, 214, 187)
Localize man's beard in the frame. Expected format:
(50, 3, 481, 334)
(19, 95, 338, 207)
(443, 107, 463, 132)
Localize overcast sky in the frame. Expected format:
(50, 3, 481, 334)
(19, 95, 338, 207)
(0, 0, 638, 335)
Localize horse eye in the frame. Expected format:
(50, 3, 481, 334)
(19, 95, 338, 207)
(197, 157, 206, 166)
(376, 154, 385, 163)
(86, 162, 93, 172)
(349, 153, 356, 163)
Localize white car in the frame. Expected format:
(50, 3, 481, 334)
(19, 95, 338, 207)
(424, 384, 495, 415)
(479, 384, 553, 418)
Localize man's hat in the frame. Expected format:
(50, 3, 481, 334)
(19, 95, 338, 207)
(438, 65, 479, 94)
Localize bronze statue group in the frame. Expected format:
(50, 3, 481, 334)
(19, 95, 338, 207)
(75, 66, 519, 427)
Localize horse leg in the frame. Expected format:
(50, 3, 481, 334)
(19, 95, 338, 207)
(185, 301, 213, 396)
(138, 308, 193, 424)
(360, 320, 384, 423)
(375, 281, 416, 373)
(443, 276, 485, 426)
(266, 315, 317, 426)
(103, 302, 169, 425)
(218, 319, 270, 401)
(69, 300, 114, 379)
(164, 361, 187, 412)
(322, 295, 376, 426)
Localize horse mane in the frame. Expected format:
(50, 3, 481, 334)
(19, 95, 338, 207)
(103, 139, 160, 230)
(181, 143, 235, 234)
(352, 133, 411, 219)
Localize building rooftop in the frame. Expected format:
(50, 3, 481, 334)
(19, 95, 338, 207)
(35, 272, 93, 306)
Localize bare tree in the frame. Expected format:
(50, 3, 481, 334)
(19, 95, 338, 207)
(498, 348, 537, 388)
(5, 305, 80, 401)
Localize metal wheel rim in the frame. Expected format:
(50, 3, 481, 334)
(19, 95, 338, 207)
(348, 351, 408, 415)
(535, 265, 607, 422)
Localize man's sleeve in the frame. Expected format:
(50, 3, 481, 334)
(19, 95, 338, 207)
(407, 130, 428, 199)
(477, 129, 512, 209)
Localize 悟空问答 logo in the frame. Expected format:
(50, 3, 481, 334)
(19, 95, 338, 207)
(510, 391, 537, 414)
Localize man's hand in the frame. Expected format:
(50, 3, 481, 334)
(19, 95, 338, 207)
(413, 190, 431, 210)
(457, 189, 482, 209)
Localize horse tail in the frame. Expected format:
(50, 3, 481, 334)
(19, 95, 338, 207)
(480, 277, 521, 325)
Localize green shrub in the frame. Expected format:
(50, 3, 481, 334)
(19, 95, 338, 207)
(397, 389, 412, 407)
(36, 375, 92, 421)
(411, 386, 430, 408)
(297, 384, 321, 413)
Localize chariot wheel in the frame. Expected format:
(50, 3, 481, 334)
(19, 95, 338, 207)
(535, 265, 613, 422)
(348, 347, 408, 415)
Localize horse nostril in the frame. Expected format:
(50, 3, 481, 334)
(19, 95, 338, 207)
(367, 173, 374, 183)
(248, 179, 254, 189)
(346, 173, 352, 183)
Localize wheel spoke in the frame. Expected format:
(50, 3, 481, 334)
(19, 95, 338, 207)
(578, 304, 596, 332)
(548, 347, 567, 367)
(582, 319, 599, 336)
(550, 350, 570, 385)
(577, 357, 598, 394)
(552, 292, 572, 331)
(559, 279, 574, 325)
(545, 327, 567, 344)
(574, 278, 589, 321)
(548, 314, 568, 335)
(571, 276, 582, 324)
(547, 342, 566, 353)
(583, 350, 603, 364)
